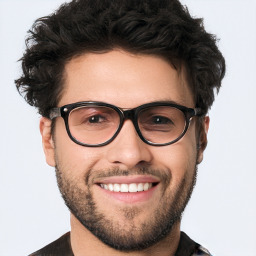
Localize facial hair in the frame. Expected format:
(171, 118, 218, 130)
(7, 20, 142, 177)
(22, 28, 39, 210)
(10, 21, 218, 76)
(55, 164, 197, 252)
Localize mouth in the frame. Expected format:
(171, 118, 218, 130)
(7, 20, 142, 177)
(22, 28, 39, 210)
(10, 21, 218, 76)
(99, 182, 158, 193)
(94, 176, 160, 203)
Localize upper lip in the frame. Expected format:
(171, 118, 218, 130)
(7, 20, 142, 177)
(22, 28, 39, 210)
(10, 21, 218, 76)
(94, 175, 160, 184)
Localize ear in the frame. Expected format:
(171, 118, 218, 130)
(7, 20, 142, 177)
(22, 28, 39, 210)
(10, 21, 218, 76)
(197, 116, 210, 164)
(40, 117, 56, 167)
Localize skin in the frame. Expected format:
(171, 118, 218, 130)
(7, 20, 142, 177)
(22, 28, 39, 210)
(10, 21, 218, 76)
(40, 50, 209, 256)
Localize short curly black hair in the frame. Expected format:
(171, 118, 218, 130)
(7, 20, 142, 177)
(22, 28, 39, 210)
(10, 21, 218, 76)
(15, 0, 225, 118)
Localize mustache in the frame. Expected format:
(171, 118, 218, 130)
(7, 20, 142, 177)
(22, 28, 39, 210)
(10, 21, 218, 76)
(87, 167, 171, 185)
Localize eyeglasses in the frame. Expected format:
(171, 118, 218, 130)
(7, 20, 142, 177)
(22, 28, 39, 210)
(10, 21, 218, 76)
(49, 101, 202, 147)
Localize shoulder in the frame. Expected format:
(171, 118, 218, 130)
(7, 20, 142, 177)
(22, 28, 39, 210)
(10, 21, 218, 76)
(176, 232, 212, 256)
(28, 232, 73, 256)
(193, 245, 212, 256)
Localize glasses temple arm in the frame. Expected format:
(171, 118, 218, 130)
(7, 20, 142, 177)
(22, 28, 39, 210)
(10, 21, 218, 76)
(49, 108, 61, 120)
(194, 108, 203, 116)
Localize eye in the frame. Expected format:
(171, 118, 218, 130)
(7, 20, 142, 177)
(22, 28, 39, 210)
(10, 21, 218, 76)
(151, 116, 174, 125)
(89, 115, 105, 123)
(139, 115, 175, 133)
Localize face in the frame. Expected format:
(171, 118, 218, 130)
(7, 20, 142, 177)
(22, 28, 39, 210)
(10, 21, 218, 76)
(41, 50, 208, 251)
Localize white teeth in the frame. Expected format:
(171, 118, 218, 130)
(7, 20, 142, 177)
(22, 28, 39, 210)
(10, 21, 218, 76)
(100, 182, 154, 192)
(108, 184, 114, 191)
(120, 184, 129, 192)
(144, 183, 149, 191)
(113, 184, 120, 192)
(129, 183, 137, 193)
(137, 183, 144, 192)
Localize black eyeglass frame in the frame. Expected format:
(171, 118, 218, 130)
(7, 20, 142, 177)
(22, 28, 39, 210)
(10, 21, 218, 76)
(49, 101, 202, 147)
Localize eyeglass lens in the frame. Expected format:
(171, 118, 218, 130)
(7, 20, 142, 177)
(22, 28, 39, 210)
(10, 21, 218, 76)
(69, 106, 120, 145)
(68, 105, 186, 145)
(138, 106, 186, 144)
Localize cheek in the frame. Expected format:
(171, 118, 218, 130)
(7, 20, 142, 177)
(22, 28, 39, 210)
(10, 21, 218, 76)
(152, 132, 197, 183)
(54, 121, 104, 178)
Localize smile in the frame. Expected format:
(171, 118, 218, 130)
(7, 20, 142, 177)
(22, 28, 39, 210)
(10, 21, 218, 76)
(99, 182, 154, 192)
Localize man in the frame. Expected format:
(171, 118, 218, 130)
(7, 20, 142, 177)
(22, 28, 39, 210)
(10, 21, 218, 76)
(15, 0, 225, 255)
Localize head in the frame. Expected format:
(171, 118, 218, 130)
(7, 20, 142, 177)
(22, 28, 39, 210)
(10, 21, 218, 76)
(16, 0, 225, 252)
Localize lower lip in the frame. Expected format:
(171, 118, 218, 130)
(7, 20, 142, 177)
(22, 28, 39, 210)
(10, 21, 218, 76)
(96, 185, 158, 204)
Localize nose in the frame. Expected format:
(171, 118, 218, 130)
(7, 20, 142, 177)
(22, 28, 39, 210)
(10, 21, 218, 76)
(106, 120, 153, 169)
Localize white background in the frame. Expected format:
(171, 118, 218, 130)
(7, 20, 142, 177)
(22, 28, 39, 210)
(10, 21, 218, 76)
(0, 0, 256, 255)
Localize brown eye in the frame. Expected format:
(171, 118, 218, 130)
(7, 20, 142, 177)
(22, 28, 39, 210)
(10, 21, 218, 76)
(89, 115, 105, 123)
(151, 116, 174, 125)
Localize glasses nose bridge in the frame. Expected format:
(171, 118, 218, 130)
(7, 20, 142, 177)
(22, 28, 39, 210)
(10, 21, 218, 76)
(119, 108, 141, 139)
(122, 109, 136, 124)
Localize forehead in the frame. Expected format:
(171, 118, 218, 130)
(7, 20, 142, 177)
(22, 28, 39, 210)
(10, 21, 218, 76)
(59, 50, 194, 108)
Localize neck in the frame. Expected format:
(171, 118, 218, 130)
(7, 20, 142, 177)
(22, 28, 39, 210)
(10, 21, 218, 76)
(70, 214, 181, 256)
